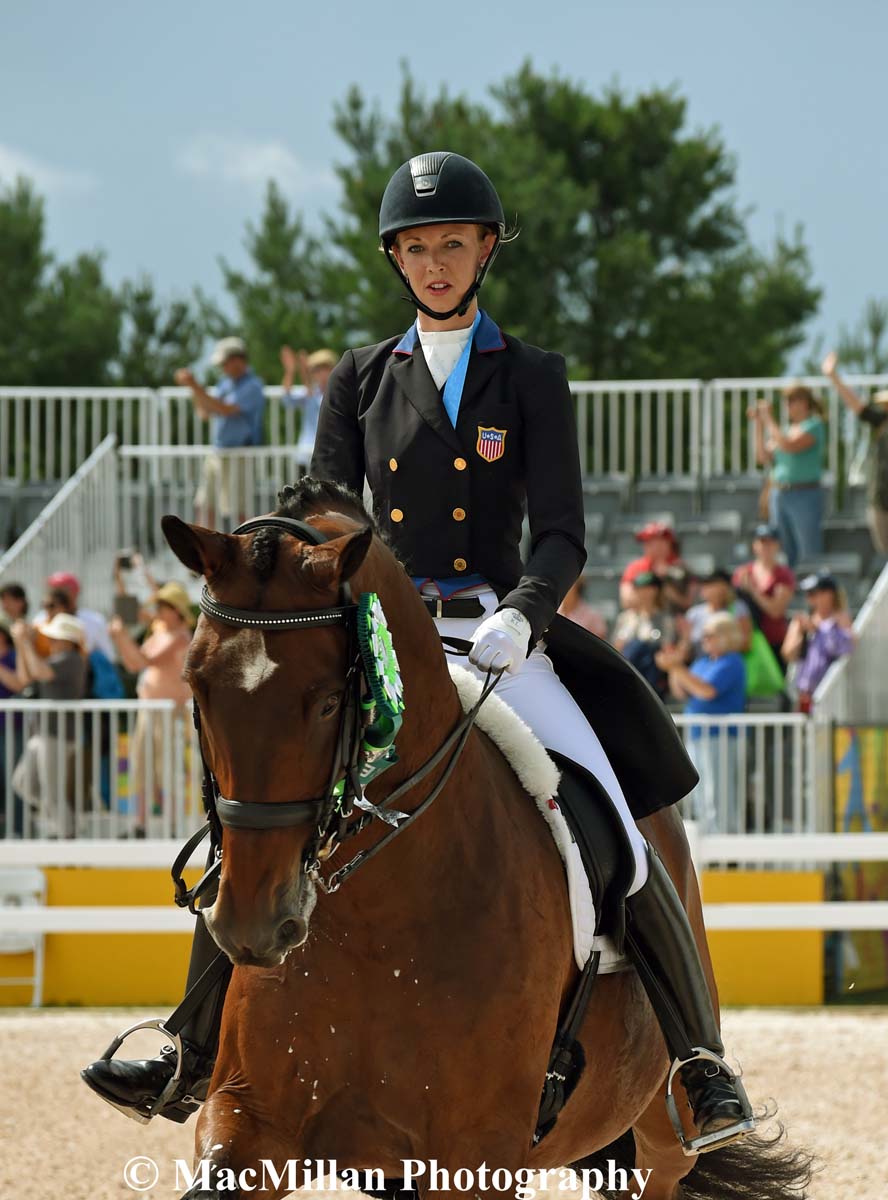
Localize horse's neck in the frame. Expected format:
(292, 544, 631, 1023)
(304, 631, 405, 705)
(362, 550, 465, 782)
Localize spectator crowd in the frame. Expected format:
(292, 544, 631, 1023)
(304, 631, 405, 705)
(0, 563, 195, 840)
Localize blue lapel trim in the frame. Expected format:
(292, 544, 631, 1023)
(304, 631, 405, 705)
(391, 310, 506, 357)
(475, 310, 507, 353)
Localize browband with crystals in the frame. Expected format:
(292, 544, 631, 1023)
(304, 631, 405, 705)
(199, 586, 355, 630)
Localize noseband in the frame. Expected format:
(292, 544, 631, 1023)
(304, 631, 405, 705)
(174, 515, 497, 913)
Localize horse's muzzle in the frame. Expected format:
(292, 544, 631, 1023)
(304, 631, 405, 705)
(203, 907, 308, 968)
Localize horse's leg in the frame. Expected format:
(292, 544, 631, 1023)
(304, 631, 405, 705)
(630, 1086, 699, 1200)
(637, 805, 719, 1015)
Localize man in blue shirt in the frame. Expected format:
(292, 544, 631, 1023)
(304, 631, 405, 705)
(175, 337, 266, 528)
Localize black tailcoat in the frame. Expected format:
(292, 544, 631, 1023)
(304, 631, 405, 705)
(311, 312, 697, 815)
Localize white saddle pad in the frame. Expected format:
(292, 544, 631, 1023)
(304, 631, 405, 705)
(449, 665, 628, 973)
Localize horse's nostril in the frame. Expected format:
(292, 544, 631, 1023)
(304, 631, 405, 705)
(278, 918, 305, 946)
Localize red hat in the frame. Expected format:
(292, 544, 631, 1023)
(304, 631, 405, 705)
(46, 571, 81, 600)
(635, 521, 677, 545)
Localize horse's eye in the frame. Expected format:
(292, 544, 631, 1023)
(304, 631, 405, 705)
(320, 694, 341, 719)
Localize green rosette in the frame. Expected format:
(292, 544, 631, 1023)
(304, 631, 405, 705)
(356, 593, 405, 721)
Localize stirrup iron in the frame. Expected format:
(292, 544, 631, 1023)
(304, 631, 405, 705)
(665, 1047, 756, 1156)
(94, 1017, 186, 1124)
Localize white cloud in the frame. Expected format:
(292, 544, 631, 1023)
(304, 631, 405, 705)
(177, 135, 335, 194)
(0, 144, 96, 195)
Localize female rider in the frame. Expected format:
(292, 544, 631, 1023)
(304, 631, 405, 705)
(82, 152, 753, 1153)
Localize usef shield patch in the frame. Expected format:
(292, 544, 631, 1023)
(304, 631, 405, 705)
(476, 426, 507, 462)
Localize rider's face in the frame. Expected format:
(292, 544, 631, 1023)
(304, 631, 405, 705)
(392, 223, 495, 318)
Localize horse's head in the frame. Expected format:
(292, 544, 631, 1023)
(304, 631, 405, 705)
(163, 481, 434, 967)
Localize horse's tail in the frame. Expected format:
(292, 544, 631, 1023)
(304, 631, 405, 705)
(573, 1114, 817, 1199)
(677, 1123, 816, 1199)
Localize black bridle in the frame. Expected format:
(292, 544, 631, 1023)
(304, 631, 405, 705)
(173, 515, 498, 913)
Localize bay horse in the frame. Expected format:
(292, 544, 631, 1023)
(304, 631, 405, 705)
(164, 480, 812, 1200)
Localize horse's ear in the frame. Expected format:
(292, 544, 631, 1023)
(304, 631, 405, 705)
(304, 526, 373, 590)
(161, 515, 234, 579)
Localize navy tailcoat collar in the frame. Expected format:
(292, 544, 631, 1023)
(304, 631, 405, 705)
(390, 311, 506, 448)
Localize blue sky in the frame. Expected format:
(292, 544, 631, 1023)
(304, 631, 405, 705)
(3, 0, 886, 369)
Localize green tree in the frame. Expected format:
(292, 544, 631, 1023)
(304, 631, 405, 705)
(805, 297, 888, 375)
(0, 177, 120, 385)
(331, 65, 821, 378)
(114, 275, 206, 387)
(203, 181, 345, 382)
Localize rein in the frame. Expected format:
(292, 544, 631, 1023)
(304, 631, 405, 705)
(173, 515, 497, 912)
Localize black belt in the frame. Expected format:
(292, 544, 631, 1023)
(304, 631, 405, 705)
(423, 596, 485, 619)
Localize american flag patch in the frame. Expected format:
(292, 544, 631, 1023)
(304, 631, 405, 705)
(476, 426, 507, 462)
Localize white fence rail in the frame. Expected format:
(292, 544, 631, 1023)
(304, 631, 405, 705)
(118, 445, 311, 551)
(0, 700, 820, 843)
(570, 380, 705, 479)
(4, 375, 888, 490)
(0, 699, 198, 841)
(707, 373, 888, 480)
(3, 832, 887, 934)
(0, 387, 154, 485)
(0, 435, 120, 613)
(672, 712, 818, 836)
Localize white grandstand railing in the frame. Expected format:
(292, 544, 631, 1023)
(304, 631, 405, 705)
(569, 380, 705, 479)
(707, 373, 888, 479)
(118, 444, 312, 550)
(0, 435, 120, 613)
(154, 384, 310, 449)
(3, 832, 888, 934)
(3, 376, 887, 492)
(0, 699, 194, 841)
(671, 712, 817, 836)
(0, 386, 155, 484)
(0, 701, 822, 844)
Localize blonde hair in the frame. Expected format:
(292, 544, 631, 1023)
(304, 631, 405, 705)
(703, 611, 743, 653)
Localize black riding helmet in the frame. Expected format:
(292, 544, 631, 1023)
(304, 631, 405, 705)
(379, 151, 506, 321)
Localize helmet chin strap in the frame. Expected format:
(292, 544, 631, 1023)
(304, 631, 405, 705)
(384, 238, 501, 324)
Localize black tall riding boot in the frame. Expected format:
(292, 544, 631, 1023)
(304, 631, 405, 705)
(624, 846, 756, 1155)
(81, 905, 232, 1124)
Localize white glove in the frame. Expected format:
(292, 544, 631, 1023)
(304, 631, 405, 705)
(469, 607, 531, 675)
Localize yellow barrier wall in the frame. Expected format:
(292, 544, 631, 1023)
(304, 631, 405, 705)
(704, 870, 824, 1006)
(0, 866, 824, 1007)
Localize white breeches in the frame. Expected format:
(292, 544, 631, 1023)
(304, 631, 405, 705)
(435, 590, 649, 894)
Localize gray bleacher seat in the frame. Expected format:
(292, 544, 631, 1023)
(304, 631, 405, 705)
(581, 559, 634, 605)
(633, 478, 699, 520)
(676, 511, 743, 565)
(0, 484, 17, 549)
(582, 475, 630, 517)
(840, 485, 869, 520)
(683, 553, 716, 579)
(823, 519, 879, 570)
(699, 476, 765, 524)
(11, 484, 59, 541)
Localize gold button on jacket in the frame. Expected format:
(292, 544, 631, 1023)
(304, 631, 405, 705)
(453, 557, 467, 572)
(452, 508, 466, 521)
(389, 458, 398, 471)
(391, 508, 404, 523)
(454, 457, 467, 471)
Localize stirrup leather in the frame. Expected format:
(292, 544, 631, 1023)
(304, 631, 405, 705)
(665, 1047, 756, 1156)
(94, 1018, 188, 1125)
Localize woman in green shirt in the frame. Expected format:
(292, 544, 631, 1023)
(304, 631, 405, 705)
(823, 350, 888, 553)
(750, 385, 826, 566)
